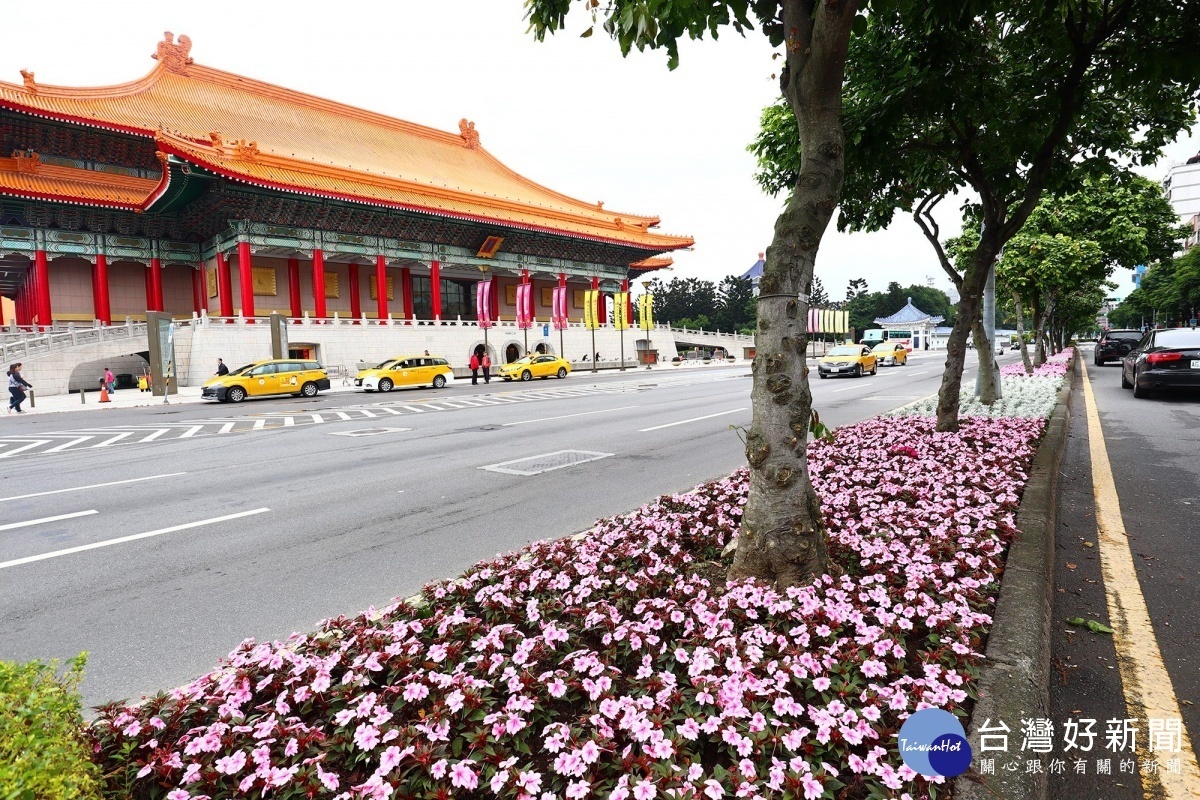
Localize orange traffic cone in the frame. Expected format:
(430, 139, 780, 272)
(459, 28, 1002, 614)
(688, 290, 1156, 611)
(99, 379, 111, 403)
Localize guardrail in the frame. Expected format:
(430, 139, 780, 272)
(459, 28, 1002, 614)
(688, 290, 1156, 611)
(0, 321, 148, 362)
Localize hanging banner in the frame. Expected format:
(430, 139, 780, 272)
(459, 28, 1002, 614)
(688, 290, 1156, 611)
(823, 308, 833, 335)
(551, 286, 565, 330)
(808, 307, 818, 334)
(839, 310, 849, 335)
(517, 283, 533, 329)
(483, 279, 494, 328)
(638, 293, 654, 329)
(584, 289, 597, 330)
(613, 292, 629, 330)
(476, 280, 491, 329)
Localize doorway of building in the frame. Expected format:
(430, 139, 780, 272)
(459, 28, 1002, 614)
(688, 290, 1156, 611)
(534, 342, 548, 354)
(505, 343, 521, 363)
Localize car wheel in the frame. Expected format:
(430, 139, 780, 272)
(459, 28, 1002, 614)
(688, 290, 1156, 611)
(521, 370, 533, 381)
(855, 365, 863, 378)
(818, 372, 827, 379)
(870, 363, 878, 375)
(433, 374, 446, 389)
(227, 386, 246, 403)
(301, 382, 319, 397)
(1131, 369, 1149, 398)
(557, 367, 567, 378)
(1094, 355, 1103, 366)
(378, 378, 393, 393)
(1120, 366, 1132, 389)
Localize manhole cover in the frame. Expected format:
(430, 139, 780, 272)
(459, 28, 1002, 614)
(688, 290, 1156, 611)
(480, 449, 613, 476)
(328, 427, 412, 438)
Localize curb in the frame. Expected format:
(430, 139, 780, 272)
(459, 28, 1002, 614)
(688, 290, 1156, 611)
(954, 350, 1078, 800)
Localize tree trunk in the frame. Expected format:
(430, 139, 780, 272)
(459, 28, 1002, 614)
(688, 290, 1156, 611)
(1013, 292, 1033, 374)
(972, 315, 998, 405)
(729, 0, 858, 589)
(935, 232, 999, 431)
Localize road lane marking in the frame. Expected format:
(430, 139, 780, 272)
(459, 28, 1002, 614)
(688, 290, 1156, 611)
(1080, 361, 1200, 796)
(0, 472, 187, 503)
(138, 429, 170, 443)
(0, 508, 271, 570)
(0, 441, 50, 458)
(503, 405, 640, 427)
(44, 436, 94, 453)
(0, 510, 99, 531)
(637, 408, 747, 432)
(218, 422, 236, 434)
(253, 419, 267, 430)
(178, 425, 205, 438)
(283, 417, 295, 427)
(832, 383, 871, 392)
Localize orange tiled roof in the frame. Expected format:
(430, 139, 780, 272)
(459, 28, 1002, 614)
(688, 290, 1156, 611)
(0, 35, 693, 252)
(0, 152, 162, 209)
(630, 256, 674, 270)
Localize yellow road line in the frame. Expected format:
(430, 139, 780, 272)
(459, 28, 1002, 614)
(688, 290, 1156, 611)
(1080, 361, 1200, 797)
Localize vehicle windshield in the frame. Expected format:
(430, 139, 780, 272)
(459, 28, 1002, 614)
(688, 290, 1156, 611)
(229, 364, 255, 376)
(828, 346, 861, 356)
(373, 359, 399, 370)
(1154, 329, 1200, 348)
(508, 357, 533, 365)
(870, 343, 894, 352)
(1107, 331, 1142, 341)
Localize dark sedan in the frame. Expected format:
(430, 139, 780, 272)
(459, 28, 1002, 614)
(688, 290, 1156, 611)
(1121, 328, 1200, 398)
(1095, 328, 1142, 365)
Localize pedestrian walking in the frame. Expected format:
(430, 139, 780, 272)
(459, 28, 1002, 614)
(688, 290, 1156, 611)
(104, 367, 116, 393)
(469, 352, 480, 385)
(482, 352, 491, 384)
(8, 363, 32, 413)
(215, 358, 229, 376)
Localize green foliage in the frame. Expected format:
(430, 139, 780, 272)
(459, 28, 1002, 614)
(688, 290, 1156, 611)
(1109, 249, 1200, 328)
(843, 280, 955, 336)
(644, 275, 756, 332)
(524, 0, 776, 70)
(0, 654, 102, 800)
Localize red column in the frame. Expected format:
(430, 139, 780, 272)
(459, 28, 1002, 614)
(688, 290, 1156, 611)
(430, 260, 442, 321)
(622, 278, 632, 327)
(197, 265, 209, 314)
(34, 249, 51, 329)
(401, 267, 414, 320)
(190, 266, 202, 315)
(349, 263, 361, 322)
(312, 249, 327, 319)
(287, 258, 301, 318)
(94, 254, 111, 325)
(16, 278, 29, 326)
(217, 252, 233, 317)
(237, 240, 255, 318)
(375, 255, 388, 322)
(149, 257, 164, 312)
(590, 276, 601, 329)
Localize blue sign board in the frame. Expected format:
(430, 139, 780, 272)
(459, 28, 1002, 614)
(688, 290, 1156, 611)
(543, 324, 549, 336)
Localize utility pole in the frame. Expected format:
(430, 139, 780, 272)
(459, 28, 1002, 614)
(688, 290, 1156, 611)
(975, 255, 1003, 399)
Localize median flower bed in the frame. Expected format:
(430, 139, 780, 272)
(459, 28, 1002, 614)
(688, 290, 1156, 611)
(91, 357, 1071, 800)
(890, 351, 1072, 420)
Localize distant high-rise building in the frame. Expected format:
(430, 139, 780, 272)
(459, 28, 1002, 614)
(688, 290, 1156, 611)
(1164, 154, 1200, 251)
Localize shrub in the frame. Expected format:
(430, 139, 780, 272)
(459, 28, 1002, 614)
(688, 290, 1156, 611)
(0, 654, 102, 800)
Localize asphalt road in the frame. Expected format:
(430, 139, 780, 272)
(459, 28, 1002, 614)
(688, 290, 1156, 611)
(1, 349, 1011, 709)
(1049, 347, 1200, 798)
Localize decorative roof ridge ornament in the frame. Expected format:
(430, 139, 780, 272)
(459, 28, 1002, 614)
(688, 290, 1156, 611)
(19, 69, 36, 94)
(11, 149, 41, 173)
(458, 119, 480, 149)
(207, 131, 223, 148)
(231, 139, 259, 161)
(153, 32, 194, 75)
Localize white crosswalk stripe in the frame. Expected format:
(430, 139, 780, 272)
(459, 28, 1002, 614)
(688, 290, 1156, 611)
(0, 377, 685, 459)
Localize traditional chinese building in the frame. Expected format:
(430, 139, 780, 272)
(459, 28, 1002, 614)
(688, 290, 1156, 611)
(873, 298, 944, 351)
(0, 33, 690, 330)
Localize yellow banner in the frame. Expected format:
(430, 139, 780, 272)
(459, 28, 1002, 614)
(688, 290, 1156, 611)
(584, 290, 597, 330)
(638, 293, 654, 329)
(613, 292, 629, 330)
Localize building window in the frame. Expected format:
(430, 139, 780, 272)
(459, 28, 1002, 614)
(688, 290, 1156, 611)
(410, 275, 477, 320)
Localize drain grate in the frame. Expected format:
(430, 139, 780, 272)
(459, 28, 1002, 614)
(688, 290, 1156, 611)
(480, 449, 614, 476)
(328, 427, 412, 438)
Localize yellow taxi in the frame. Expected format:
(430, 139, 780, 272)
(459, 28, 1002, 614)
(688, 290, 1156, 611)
(202, 359, 330, 402)
(817, 345, 877, 379)
(355, 355, 455, 392)
(498, 354, 571, 381)
(871, 342, 909, 366)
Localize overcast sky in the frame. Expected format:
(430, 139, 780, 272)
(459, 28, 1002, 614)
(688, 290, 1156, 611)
(3, 0, 1195, 301)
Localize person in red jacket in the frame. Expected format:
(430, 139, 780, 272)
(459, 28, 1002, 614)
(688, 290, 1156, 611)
(469, 352, 480, 385)
(482, 352, 492, 384)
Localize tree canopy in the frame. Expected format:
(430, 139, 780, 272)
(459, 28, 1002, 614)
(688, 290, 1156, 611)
(749, 0, 1200, 428)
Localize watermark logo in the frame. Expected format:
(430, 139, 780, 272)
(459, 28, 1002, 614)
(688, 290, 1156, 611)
(898, 708, 973, 778)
